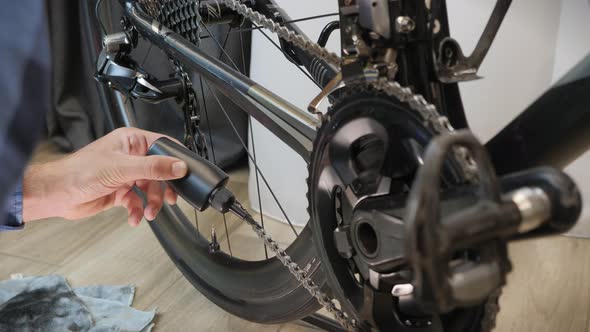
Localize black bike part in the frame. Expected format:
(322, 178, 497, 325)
(147, 137, 229, 211)
(502, 167, 582, 238)
(130, 78, 184, 103)
(435, 0, 512, 83)
(486, 53, 590, 174)
(405, 130, 511, 314)
(318, 21, 340, 47)
(431, 0, 469, 130)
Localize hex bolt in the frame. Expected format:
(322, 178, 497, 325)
(391, 283, 414, 297)
(396, 16, 416, 33)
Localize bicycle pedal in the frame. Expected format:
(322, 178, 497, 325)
(403, 130, 582, 314)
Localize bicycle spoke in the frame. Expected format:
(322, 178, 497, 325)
(219, 27, 232, 59)
(248, 117, 268, 258)
(140, 43, 154, 67)
(203, 79, 299, 237)
(239, 29, 268, 259)
(256, 29, 319, 87)
(200, 21, 240, 71)
(239, 30, 248, 74)
(200, 22, 300, 242)
(198, 75, 234, 256)
(194, 208, 200, 233)
(222, 210, 233, 255)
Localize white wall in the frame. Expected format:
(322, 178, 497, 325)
(552, 0, 590, 81)
(446, 0, 562, 142)
(551, 0, 590, 236)
(248, 0, 590, 234)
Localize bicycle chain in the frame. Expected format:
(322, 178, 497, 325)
(219, 0, 341, 67)
(181, 1, 497, 330)
(177, 66, 209, 158)
(232, 201, 359, 331)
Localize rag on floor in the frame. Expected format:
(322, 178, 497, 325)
(0, 274, 155, 331)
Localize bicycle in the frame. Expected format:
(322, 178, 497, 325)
(86, 0, 587, 330)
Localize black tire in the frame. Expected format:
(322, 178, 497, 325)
(83, 0, 325, 324)
(149, 204, 324, 323)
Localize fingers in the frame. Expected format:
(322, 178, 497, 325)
(138, 179, 177, 206)
(136, 129, 184, 149)
(144, 181, 164, 221)
(120, 189, 144, 227)
(164, 184, 178, 205)
(119, 155, 188, 183)
(114, 127, 183, 156)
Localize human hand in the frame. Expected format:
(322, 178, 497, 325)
(23, 127, 188, 226)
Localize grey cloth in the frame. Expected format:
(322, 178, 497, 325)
(0, 275, 155, 332)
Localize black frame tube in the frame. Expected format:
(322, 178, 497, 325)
(486, 53, 590, 174)
(121, 0, 319, 162)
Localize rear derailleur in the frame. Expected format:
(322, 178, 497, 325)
(95, 29, 208, 157)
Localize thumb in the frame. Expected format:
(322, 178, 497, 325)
(118, 155, 188, 182)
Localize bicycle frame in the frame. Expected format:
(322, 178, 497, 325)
(97, 0, 590, 174)
(119, 0, 323, 162)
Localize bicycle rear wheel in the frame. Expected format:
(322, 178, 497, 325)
(83, 0, 330, 323)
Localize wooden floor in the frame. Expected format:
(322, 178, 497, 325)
(1, 143, 589, 331)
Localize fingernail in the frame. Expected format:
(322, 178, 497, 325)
(146, 205, 159, 220)
(172, 161, 188, 177)
(129, 208, 141, 226)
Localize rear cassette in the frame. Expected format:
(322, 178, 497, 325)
(139, 0, 201, 45)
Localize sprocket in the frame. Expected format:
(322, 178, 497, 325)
(139, 0, 202, 46)
(307, 85, 498, 331)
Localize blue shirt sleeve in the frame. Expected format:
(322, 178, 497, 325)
(1, 181, 24, 231)
(0, 1, 50, 230)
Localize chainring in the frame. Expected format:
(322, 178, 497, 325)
(308, 87, 495, 331)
